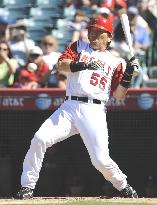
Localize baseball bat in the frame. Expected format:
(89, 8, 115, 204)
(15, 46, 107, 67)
(120, 13, 139, 76)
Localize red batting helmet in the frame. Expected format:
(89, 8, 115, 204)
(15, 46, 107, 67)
(88, 17, 113, 34)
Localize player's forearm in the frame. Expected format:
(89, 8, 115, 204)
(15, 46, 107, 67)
(58, 59, 96, 73)
(113, 56, 139, 100)
(57, 59, 73, 72)
(113, 84, 128, 100)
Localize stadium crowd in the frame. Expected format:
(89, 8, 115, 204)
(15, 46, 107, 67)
(0, 0, 156, 89)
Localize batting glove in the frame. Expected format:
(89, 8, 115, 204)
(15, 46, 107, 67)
(120, 56, 139, 88)
(70, 61, 97, 72)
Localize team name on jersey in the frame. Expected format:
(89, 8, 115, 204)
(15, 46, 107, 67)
(79, 52, 113, 77)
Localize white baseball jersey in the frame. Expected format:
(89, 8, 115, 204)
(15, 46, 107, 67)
(59, 40, 125, 102)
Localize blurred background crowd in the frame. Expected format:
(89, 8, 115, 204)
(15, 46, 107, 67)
(0, 0, 156, 89)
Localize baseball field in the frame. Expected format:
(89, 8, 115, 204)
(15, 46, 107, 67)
(0, 197, 157, 205)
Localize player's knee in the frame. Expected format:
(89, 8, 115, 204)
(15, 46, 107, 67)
(91, 156, 112, 172)
(33, 132, 51, 149)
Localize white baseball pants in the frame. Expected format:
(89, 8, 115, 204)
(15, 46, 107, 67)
(21, 100, 127, 191)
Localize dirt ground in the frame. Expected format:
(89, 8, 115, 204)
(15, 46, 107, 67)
(0, 197, 157, 204)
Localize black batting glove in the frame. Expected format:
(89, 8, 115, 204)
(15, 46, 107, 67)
(70, 61, 88, 72)
(120, 56, 139, 88)
(70, 61, 97, 72)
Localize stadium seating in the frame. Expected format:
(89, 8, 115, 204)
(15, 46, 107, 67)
(27, 26, 47, 45)
(28, 17, 55, 30)
(2, 0, 34, 8)
(52, 28, 73, 52)
(0, 8, 9, 17)
(0, 0, 67, 50)
(6, 6, 30, 20)
(29, 6, 63, 22)
(35, 0, 65, 8)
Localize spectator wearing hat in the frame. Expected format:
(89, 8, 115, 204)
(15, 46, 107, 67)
(127, 6, 151, 34)
(9, 19, 35, 70)
(96, 7, 111, 18)
(13, 46, 50, 89)
(95, 6, 119, 28)
(0, 15, 10, 41)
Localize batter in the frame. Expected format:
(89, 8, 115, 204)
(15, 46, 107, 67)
(16, 17, 138, 199)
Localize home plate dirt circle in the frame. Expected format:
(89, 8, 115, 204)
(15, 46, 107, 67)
(0, 197, 157, 204)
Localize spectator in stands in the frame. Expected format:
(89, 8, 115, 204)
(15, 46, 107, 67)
(74, 0, 95, 16)
(147, 0, 157, 20)
(0, 40, 18, 88)
(13, 46, 50, 89)
(68, 11, 89, 43)
(95, 0, 127, 13)
(0, 16, 10, 41)
(145, 0, 157, 66)
(71, 27, 89, 43)
(9, 19, 35, 70)
(41, 35, 61, 71)
(127, 6, 151, 53)
(137, 0, 157, 34)
(41, 35, 61, 88)
(64, 0, 77, 20)
(96, 0, 116, 9)
(67, 10, 89, 31)
(96, 7, 111, 18)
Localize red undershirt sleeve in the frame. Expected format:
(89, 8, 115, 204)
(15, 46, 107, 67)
(110, 62, 124, 95)
(58, 41, 79, 62)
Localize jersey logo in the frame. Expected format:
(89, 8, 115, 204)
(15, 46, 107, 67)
(79, 53, 112, 75)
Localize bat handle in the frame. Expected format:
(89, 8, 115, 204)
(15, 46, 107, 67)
(130, 54, 139, 76)
(133, 66, 139, 76)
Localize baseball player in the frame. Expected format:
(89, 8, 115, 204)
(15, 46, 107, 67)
(16, 16, 139, 199)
